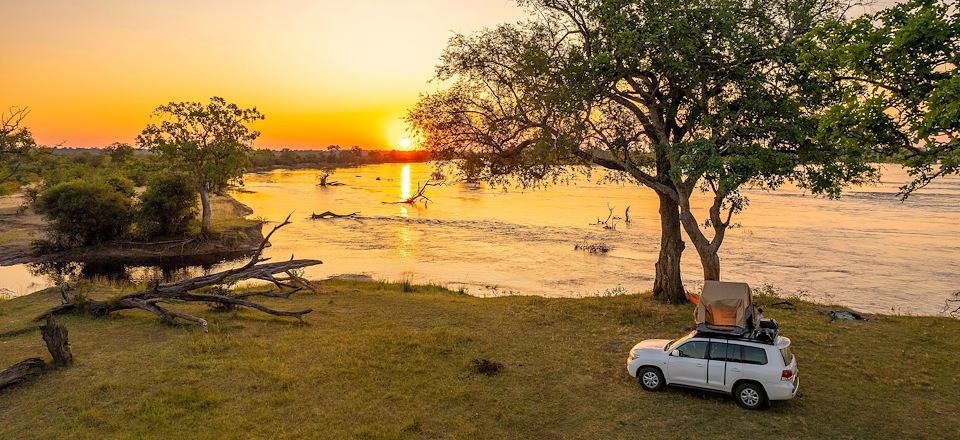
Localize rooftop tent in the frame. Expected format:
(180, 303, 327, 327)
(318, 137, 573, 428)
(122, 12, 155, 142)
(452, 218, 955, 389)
(694, 281, 753, 335)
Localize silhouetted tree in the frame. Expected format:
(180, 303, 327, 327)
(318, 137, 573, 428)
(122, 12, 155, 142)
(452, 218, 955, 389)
(0, 107, 37, 189)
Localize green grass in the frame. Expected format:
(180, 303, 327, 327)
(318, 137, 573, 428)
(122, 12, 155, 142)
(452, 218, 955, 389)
(1, 281, 958, 439)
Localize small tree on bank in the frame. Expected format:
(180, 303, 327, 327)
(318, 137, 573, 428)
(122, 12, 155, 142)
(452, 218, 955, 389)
(137, 97, 264, 236)
(34, 180, 133, 247)
(0, 107, 38, 192)
(136, 173, 199, 238)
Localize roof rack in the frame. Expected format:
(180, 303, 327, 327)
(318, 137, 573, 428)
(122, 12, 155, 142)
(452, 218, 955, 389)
(695, 321, 780, 345)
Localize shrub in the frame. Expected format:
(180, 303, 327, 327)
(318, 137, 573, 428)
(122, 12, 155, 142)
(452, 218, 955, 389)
(34, 180, 133, 247)
(136, 173, 198, 238)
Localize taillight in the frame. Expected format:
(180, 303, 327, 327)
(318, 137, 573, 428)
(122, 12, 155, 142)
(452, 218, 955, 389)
(781, 369, 794, 380)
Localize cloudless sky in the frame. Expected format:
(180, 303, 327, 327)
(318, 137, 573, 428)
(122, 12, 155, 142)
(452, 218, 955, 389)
(1, 0, 903, 150)
(0, 0, 525, 149)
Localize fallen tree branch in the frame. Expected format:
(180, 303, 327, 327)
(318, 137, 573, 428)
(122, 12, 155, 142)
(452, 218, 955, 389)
(0, 359, 45, 391)
(384, 182, 435, 205)
(36, 215, 322, 331)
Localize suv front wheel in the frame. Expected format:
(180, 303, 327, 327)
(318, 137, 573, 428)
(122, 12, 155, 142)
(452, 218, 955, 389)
(637, 367, 665, 391)
(734, 382, 769, 410)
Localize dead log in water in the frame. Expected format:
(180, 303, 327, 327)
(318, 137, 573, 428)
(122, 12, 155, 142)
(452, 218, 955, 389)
(311, 211, 359, 219)
(37, 215, 322, 332)
(384, 182, 435, 205)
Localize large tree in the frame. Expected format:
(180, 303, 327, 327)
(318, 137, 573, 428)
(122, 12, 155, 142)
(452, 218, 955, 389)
(137, 97, 264, 235)
(0, 107, 38, 190)
(799, 0, 959, 197)
(409, 0, 874, 303)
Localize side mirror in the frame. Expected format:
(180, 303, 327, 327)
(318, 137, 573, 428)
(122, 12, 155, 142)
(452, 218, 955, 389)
(671, 349, 680, 357)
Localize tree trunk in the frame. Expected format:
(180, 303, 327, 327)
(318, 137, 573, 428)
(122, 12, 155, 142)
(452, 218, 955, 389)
(699, 249, 720, 281)
(40, 316, 72, 368)
(677, 197, 725, 282)
(199, 184, 212, 236)
(652, 193, 687, 304)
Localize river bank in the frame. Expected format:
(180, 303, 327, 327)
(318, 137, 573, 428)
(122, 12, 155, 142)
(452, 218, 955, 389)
(0, 194, 263, 266)
(1, 280, 957, 438)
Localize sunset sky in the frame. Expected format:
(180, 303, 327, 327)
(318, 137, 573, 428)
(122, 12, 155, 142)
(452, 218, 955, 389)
(0, 0, 525, 150)
(1, 0, 901, 150)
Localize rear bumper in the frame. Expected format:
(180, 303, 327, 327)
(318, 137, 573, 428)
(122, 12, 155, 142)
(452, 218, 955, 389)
(768, 376, 799, 401)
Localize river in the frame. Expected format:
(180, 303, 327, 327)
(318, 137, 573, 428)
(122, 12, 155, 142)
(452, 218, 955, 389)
(1, 162, 957, 315)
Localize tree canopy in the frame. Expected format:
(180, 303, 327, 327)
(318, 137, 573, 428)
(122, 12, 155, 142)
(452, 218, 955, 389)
(409, 0, 876, 300)
(799, 0, 959, 197)
(137, 97, 264, 235)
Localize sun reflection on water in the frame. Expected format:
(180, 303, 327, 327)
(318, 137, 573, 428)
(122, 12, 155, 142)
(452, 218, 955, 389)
(401, 164, 411, 200)
(397, 225, 412, 259)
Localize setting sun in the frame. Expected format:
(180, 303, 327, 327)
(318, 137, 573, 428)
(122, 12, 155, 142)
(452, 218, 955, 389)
(399, 138, 413, 150)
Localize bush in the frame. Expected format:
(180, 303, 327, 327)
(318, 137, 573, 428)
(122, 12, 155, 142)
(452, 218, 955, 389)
(34, 180, 133, 247)
(136, 173, 198, 238)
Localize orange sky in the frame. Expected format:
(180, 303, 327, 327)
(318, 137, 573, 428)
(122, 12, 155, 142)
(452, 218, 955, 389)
(0, 0, 524, 150)
(1, 0, 903, 150)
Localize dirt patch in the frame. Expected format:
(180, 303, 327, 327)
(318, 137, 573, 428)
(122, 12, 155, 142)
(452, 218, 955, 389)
(0, 195, 44, 264)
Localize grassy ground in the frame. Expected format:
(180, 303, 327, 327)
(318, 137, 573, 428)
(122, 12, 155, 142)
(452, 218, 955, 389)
(1, 281, 958, 439)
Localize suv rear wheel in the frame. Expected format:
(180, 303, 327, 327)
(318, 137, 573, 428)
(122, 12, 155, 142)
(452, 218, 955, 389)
(734, 382, 769, 410)
(637, 367, 665, 391)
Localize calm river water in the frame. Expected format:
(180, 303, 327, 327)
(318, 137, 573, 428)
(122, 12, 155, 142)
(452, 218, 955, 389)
(1, 163, 957, 315)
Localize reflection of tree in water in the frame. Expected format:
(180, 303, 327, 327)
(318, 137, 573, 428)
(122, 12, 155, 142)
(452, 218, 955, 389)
(28, 255, 252, 289)
(29, 261, 89, 287)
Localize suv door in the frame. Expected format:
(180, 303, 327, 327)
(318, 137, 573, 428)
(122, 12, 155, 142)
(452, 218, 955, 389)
(725, 343, 769, 390)
(666, 340, 709, 387)
(706, 341, 729, 390)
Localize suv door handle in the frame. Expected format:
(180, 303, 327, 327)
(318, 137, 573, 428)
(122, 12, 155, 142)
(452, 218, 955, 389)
(730, 368, 741, 372)
(695, 363, 705, 367)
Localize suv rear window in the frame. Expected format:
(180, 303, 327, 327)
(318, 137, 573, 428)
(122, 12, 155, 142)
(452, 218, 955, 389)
(741, 346, 768, 365)
(780, 347, 794, 365)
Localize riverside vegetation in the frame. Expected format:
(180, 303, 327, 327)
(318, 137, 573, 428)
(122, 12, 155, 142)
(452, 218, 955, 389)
(0, 281, 958, 439)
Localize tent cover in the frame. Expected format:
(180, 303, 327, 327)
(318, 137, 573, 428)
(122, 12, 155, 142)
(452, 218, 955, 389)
(694, 281, 752, 334)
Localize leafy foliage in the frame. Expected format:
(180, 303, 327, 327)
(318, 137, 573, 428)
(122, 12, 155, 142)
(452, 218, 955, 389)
(34, 180, 133, 247)
(136, 173, 199, 238)
(409, 0, 876, 282)
(136, 97, 264, 233)
(0, 107, 39, 194)
(799, 0, 959, 197)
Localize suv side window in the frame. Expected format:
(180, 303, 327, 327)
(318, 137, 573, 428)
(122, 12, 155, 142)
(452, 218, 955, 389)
(676, 341, 708, 359)
(708, 342, 729, 361)
(741, 346, 768, 365)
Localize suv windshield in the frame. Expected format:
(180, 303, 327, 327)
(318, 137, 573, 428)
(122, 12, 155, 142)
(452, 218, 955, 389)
(664, 331, 696, 351)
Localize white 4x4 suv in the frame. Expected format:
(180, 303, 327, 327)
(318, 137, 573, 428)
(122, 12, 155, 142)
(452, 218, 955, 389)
(626, 331, 799, 410)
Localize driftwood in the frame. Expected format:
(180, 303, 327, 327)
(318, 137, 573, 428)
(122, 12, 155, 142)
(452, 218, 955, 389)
(41, 316, 72, 368)
(0, 359, 45, 391)
(37, 215, 322, 332)
(944, 291, 959, 318)
(384, 182, 435, 205)
(592, 204, 620, 230)
(311, 211, 359, 219)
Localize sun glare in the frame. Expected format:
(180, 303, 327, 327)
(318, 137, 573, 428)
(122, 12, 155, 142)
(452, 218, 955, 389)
(399, 138, 413, 150)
